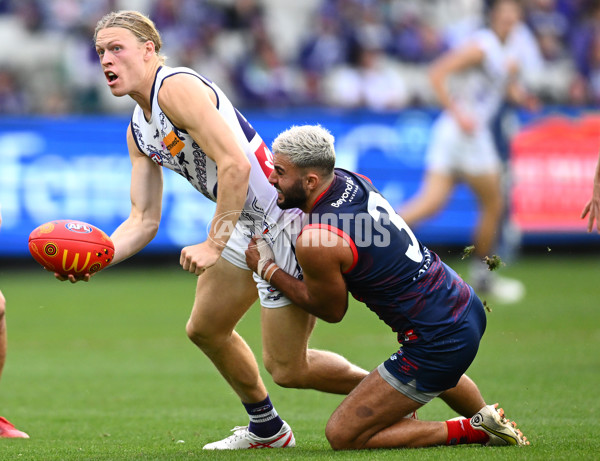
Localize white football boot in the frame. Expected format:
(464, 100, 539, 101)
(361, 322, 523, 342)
(470, 404, 529, 446)
(203, 420, 295, 450)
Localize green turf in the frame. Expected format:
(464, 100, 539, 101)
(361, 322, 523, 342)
(0, 251, 599, 460)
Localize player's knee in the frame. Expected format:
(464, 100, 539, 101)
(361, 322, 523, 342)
(0, 292, 5, 318)
(185, 317, 219, 348)
(264, 357, 306, 389)
(325, 420, 356, 450)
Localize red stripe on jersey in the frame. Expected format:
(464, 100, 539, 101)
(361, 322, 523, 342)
(300, 223, 358, 273)
(355, 172, 372, 184)
(254, 140, 274, 178)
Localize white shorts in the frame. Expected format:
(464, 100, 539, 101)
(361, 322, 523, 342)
(221, 210, 303, 308)
(426, 113, 501, 176)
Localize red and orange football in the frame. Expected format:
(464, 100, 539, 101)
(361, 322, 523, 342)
(28, 220, 114, 276)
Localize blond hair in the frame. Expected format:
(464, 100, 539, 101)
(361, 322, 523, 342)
(94, 10, 165, 64)
(272, 125, 336, 175)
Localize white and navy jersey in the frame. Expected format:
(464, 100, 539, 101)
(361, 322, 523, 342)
(130, 66, 297, 238)
(304, 169, 474, 344)
(448, 29, 515, 125)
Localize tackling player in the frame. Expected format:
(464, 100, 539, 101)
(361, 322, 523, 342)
(0, 207, 29, 438)
(57, 10, 368, 449)
(246, 125, 529, 449)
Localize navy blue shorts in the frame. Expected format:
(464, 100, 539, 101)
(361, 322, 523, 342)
(382, 294, 487, 394)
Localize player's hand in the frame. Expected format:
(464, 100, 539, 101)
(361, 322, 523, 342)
(581, 193, 600, 233)
(455, 111, 476, 135)
(180, 240, 221, 275)
(245, 235, 275, 278)
(53, 272, 91, 283)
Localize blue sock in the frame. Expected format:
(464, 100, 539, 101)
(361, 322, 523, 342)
(243, 395, 284, 438)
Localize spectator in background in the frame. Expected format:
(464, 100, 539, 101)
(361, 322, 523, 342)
(569, 0, 600, 104)
(234, 23, 304, 107)
(398, 0, 535, 304)
(0, 69, 29, 114)
(297, 10, 350, 104)
(0, 207, 30, 438)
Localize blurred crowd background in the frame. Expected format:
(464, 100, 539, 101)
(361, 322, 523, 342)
(0, 0, 599, 114)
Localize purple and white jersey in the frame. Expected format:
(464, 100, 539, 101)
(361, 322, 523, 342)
(130, 66, 300, 238)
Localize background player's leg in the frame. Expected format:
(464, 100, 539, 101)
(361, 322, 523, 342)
(262, 303, 368, 394)
(398, 171, 455, 226)
(463, 171, 524, 302)
(186, 257, 265, 403)
(463, 172, 504, 260)
(0, 291, 6, 382)
(0, 290, 29, 438)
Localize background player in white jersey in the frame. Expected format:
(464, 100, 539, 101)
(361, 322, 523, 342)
(57, 10, 368, 449)
(0, 207, 29, 439)
(582, 152, 600, 233)
(398, 0, 533, 303)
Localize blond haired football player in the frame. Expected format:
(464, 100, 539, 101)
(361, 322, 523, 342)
(56, 10, 367, 449)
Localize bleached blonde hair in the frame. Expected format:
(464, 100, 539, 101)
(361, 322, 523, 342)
(272, 125, 336, 175)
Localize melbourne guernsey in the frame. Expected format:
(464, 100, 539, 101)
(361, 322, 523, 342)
(305, 169, 475, 344)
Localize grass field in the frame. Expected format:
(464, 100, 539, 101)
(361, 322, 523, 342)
(0, 250, 598, 460)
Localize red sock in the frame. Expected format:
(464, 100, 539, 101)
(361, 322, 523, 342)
(445, 418, 489, 445)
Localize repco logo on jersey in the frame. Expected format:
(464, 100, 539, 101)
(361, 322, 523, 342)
(65, 222, 93, 233)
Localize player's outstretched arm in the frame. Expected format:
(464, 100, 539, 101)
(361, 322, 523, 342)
(159, 74, 251, 275)
(109, 124, 163, 265)
(581, 154, 600, 233)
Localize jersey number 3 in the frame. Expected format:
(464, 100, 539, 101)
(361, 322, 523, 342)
(367, 192, 423, 263)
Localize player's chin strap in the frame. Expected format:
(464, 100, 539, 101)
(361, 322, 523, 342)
(255, 236, 281, 284)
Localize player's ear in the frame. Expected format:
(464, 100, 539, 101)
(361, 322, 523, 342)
(143, 40, 156, 60)
(305, 172, 320, 191)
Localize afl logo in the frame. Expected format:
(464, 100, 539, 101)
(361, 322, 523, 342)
(150, 152, 163, 166)
(65, 222, 93, 234)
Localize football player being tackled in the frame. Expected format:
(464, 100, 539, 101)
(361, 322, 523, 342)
(55, 10, 368, 449)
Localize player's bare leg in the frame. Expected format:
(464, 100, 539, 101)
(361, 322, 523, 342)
(464, 172, 524, 303)
(397, 171, 455, 226)
(0, 291, 6, 382)
(463, 172, 503, 259)
(0, 290, 29, 439)
(262, 303, 368, 394)
(186, 257, 265, 403)
(439, 374, 486, 418)
(325, 369, 441, 449)
(325, 369, 525, 450)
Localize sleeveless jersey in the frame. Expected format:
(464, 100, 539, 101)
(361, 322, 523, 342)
(448, 28, 515, 125)
(305, 169, 474, 343)
(130, 66, 299, 239)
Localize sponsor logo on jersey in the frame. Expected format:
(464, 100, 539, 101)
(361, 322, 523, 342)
(331, 176, 358, 208)
(163, 130, 185, 156)
(254, 141, 274, 178)
(65, 222, 92, 233)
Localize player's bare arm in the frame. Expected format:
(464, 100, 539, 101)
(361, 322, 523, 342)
(429, 43, 484, 134)
(158, 74, 251, 274)
(246, 229, 352, 323)
(581, 153, 600, 233)
(109, 124, 163, 264)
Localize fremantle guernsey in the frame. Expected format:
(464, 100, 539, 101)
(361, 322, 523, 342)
(305, 169, 474, 344)
(130, 66, 299, 240)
